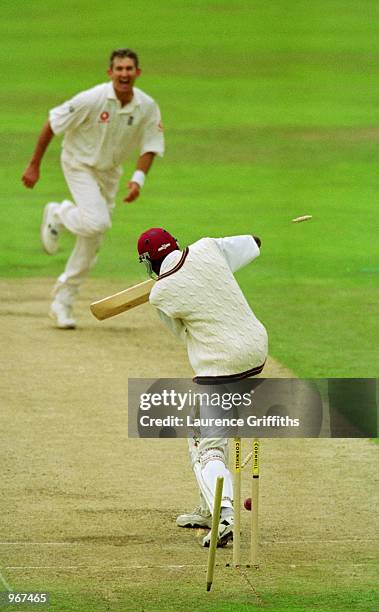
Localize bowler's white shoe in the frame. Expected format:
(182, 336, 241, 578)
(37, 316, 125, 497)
(49, 300, 76, 329)
(176, 506, 212, 528)
(41, 202, 61, 255)
(202, 516, 234, 548)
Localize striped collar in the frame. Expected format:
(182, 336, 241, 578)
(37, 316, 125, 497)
(158, 247, 189, 280)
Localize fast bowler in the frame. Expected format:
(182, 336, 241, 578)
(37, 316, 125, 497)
(22, 48, 164, 329)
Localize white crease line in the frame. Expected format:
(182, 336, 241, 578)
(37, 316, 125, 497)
(0, 542, 79, 546)
(262, 539, 378, 544)
(0, 539, 377, 546)
(6, 565, 206, 570)
(0, 569, 13, 592)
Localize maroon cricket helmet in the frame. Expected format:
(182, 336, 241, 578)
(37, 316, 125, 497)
(137, 228, 179, 276)
(137, 228, 179, 260)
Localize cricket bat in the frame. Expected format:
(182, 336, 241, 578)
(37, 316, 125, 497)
(90, 279, 155, 320)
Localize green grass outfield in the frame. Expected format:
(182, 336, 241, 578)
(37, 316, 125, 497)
(2, 0, 378, 378)
(3, 571, 377, 612)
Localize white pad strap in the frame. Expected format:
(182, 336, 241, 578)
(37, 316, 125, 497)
(193, 448, 233, 515)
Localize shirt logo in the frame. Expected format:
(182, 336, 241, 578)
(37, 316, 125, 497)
(99, 111, 110, 123)
(128, 116, 134, 126)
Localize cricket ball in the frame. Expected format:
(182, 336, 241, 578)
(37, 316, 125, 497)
(244, 497, 252, 511)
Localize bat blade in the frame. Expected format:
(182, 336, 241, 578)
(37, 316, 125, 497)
(90, 279, 155, 320)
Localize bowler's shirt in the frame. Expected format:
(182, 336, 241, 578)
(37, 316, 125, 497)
(49, 83, 164, 171)
(149, 236, 268, 377)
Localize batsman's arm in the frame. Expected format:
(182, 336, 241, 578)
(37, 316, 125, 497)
(156, 308, 187, 342)
(22, 121, 55, 188)
(215, 235, 261, 273)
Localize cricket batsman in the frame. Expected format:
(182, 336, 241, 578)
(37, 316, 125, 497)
(137, 228, 268, 546)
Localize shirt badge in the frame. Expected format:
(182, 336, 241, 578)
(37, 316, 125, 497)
(128, 116, 134, 126)
(99, 111, 110, 123)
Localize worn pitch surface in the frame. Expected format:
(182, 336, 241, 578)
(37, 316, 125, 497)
(0, 279, 378, 609)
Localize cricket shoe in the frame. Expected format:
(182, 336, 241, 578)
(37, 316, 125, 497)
(41, 202, 61, 255)
(176, 506, 212, 528)
(202, 516, 234, 548)
(49, 299, 76, 329)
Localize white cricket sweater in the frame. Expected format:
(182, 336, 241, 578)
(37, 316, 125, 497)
(149, 236, 268, 377)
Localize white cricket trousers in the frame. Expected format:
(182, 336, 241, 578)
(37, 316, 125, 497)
(53, 158, 122, 304)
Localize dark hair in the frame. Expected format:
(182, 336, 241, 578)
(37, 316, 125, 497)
(109, 48, 139, 69)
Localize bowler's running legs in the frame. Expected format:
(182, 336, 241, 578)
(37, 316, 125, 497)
(44, 160, 121, 327)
